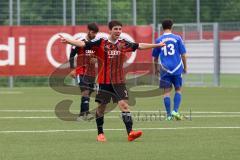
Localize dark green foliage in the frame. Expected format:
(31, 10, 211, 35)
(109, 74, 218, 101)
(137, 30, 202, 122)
(0, 0, 239, 25)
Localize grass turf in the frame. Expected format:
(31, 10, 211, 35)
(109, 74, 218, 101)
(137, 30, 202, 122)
(0, 86, 240, 160)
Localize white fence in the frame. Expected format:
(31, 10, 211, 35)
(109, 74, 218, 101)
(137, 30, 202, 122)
(186, 40, 240, 74)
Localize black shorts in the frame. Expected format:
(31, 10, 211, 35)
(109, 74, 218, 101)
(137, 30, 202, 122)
(76, 75, 95, 94)
(95, 84, 129, 104)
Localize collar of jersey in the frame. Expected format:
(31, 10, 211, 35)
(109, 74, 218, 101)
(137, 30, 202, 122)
(163, 32, 172, 35)
(108, 38, 120, 44)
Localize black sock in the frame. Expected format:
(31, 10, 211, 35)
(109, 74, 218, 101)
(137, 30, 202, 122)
(80, 96, 90, 114)
(122, 112, 133, 135)
(96, 113, 104, 135)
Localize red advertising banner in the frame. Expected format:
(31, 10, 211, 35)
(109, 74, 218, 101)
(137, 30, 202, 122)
(0, 26, 153, 76)
(1, 26, 240, 76)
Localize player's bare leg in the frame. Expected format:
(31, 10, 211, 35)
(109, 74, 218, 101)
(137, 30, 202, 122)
(82, 90, 90, 97)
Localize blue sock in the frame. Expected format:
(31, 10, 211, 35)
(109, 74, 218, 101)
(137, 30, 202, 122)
(174, 92, 181, 112)
(164, 97, 171, 117)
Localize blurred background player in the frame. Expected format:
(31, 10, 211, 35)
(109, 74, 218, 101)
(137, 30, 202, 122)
(69, 23, 99, 121)
(60, 20, 165, 142)
(152, 19, 187, 120)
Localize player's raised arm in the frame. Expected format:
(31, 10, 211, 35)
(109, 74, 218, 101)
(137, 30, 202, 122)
(59, 34, 86, 47)
(138, 42, 165, 50)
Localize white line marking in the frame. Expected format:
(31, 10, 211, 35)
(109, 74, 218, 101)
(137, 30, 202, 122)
(1, 115, 240, 119)
(0, 110, 54, 112)
(0, 126, 240, 133)
(0, 117, 56, 119)
(0, 110, 240, 114)
(106, 115, 240, 118)
(0, 91, 23, 94)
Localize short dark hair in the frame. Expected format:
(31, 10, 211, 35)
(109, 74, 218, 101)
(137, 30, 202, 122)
(108, 20, 122, 30)
(162, 19, 173, 30)
(87, 22, 99, 33)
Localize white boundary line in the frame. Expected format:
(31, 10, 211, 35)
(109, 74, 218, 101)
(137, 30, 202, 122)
(0, 110, 240, 114)
(0, 110, 54, 112)
(0, 91, 23, 94)
(0, 126, 240, 133)
(1, 115, 240, 119)
(0, 117, 56, 119)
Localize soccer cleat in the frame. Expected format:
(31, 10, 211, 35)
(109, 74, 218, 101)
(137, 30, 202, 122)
(85, 111, 95, 121)
(171, 111, 182, 120)
(76, 111, 94, 121)
(128, 130, 143, 142)
(97, 133, 106, 142)
(165, 116, 173, 121)
(76, 114, 85, 121)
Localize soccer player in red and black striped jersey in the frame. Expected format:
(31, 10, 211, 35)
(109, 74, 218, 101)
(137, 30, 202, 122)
(60, 20, 165, 142)
(69, 23, 99, 121)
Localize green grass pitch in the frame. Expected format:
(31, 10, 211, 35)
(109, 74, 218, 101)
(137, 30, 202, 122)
(0, 86, 240, 160)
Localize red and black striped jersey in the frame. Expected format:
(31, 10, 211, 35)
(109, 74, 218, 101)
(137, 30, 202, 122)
(85, 38, 139, 84)
(69, 38, 97, 77)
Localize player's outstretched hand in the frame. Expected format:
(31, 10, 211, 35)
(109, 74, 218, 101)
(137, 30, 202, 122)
(69, 69, 76, 78)
(158, 42, 166, 47)
(59, 34, 68, 44)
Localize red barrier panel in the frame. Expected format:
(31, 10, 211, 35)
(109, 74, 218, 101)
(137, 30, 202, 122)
(1, 26, 240, 76)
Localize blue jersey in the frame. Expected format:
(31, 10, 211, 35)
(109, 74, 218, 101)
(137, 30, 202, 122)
(152, 33, 186, 76)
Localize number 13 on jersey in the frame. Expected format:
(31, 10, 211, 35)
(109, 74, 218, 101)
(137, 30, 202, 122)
(161, 43, 175, 56)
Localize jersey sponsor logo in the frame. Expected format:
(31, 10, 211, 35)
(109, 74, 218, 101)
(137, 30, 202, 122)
(107, 50, 121, 58)
(85, 49, 95, 56)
